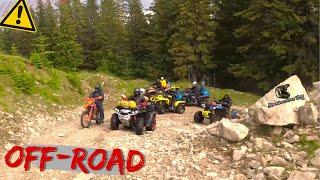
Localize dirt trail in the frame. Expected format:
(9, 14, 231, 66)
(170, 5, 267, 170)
(0, 106, 235, 180)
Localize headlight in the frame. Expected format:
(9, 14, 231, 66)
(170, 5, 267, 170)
(114, 108, 119, 112)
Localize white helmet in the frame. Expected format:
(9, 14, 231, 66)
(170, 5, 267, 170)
(160, 77, 164, 80)
(140, 88, 146, 95)
(192, 81, 197, 86)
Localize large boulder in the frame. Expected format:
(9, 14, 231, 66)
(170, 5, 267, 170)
(249, 75, 310, 126)
(287, 171, 316, 180)
(298, 103, 319, 125)
(310, 148, 320, 169)
(217, 118, 249, 142)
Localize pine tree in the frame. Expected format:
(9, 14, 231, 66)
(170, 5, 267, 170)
(233, 0, 319, 90)
(125, 0, 150, 77)
(55, 0, 83, 70)
(168, 0, 217, 81)
(146, 0, 182, 79)
(97, 0, 128, 75)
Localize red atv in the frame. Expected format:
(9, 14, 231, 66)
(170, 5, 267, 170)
(80, 97, 102, 128)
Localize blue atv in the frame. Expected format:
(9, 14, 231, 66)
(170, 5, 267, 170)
(183, 87, 210, 108)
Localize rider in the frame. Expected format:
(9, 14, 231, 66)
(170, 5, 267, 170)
(129, 88, 148, 105)
(199, 81, 210, 97)
(190, 81, 200, 100)
(159, 77, 167, 91)
(219, 95, 232, 108)
(90, 85, 105, 123)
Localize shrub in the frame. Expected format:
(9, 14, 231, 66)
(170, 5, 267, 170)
(67, 73, 83, 94)
(13, 73, 35, 94)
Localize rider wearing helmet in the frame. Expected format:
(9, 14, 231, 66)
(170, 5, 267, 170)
(130, 88, 147, 105)
(219, 95, 232, 108)
(159, 77, 167, 90)
(90, 85, 105, 123)
(190, 81, 200, 99)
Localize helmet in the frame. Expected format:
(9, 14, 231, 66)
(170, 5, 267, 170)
(160, 77, 164, 80)
(140, 88, 146, 95)
(95, 85, 101, 90)
(192, 81, 197, 86)
(134, 88, 141, 96)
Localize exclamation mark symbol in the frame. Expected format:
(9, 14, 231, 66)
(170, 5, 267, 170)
(16, 6, 23, 25)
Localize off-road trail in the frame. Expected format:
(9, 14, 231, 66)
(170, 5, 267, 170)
(0, 107, 236, 180)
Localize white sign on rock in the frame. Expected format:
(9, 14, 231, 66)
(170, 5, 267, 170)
(249, 75, 310, 126)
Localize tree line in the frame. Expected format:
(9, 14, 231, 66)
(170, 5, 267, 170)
(0, 0, 318, 93)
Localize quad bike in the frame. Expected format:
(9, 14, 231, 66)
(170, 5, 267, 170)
(149, 94, 186, 114)
(110, 100, 157, 135)
(80, 97, 102, 128)
(183, 88, 210, 108)
(194, 103, 230, 124)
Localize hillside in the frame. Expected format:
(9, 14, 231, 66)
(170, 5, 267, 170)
(0, 54, 260, 113)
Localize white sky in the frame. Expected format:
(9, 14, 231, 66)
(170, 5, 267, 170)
(0, 0, 154, 17)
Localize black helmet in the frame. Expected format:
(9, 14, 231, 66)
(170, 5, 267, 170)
(95, 85, 101, 90)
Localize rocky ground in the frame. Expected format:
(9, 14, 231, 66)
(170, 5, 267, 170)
(0, 101, 319, 180)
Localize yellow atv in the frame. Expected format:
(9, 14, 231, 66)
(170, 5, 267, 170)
(149, 94, 186, 114)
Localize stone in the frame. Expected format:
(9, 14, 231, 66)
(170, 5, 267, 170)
(287, 171, 316, 180)
(272, 127, 282, 135)
(263, 166, 285, 177)
(288, 135, 300, 144)
(252, 137, 274, 150)
(270, 156, 288, 166)
(249, 160, 261, 169)
(233, 146, 247, 161)
(283, 152, 292, 162)
(298, 103, 319, 125)
(234, 174, 248, 180)
(217, 118, 249, 142)
(258, 155, 268, 167)
(249, 75, 309, 126)
(254, 172, 266, 180)
(310, 156, 320, 169)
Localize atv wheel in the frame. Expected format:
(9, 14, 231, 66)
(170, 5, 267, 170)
(135, 117, 145, 135)
(194, 111, 204, 123)
(156, 103, 166, 114)
(80, 111, 91, 128)
(146, 114, 156, 131)
(110, 113, 120, 130)
(209, 113, 221, 124)
(175, 104, 185, 114)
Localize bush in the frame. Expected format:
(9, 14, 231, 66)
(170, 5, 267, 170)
(67, 73, 82, 94)
(13, 73, 35, 94)
(47, 69, 61, 91)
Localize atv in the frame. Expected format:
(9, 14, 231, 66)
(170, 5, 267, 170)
(183, 88, 210, 108)
(149, 94, 186, 114)
(194, 103, 229, 124)
(110, 100, 157, 135)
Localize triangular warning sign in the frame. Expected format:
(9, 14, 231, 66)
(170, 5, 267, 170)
(0, 0, 36, 32)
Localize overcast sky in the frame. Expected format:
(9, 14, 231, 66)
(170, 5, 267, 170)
(141, 0, 153, 9)
(0, 0, 154, 16)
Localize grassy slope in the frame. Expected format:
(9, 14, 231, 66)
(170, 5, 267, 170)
(0, 54, 260, 112)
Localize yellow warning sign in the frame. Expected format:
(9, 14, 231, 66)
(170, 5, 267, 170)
(0, 0, 36, 32)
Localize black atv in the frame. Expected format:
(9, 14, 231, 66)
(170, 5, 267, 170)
(110, 103, 156, 135)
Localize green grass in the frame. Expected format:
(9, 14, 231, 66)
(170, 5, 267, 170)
(299, 135, 320, 155)
(0, 54, 84, 112)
